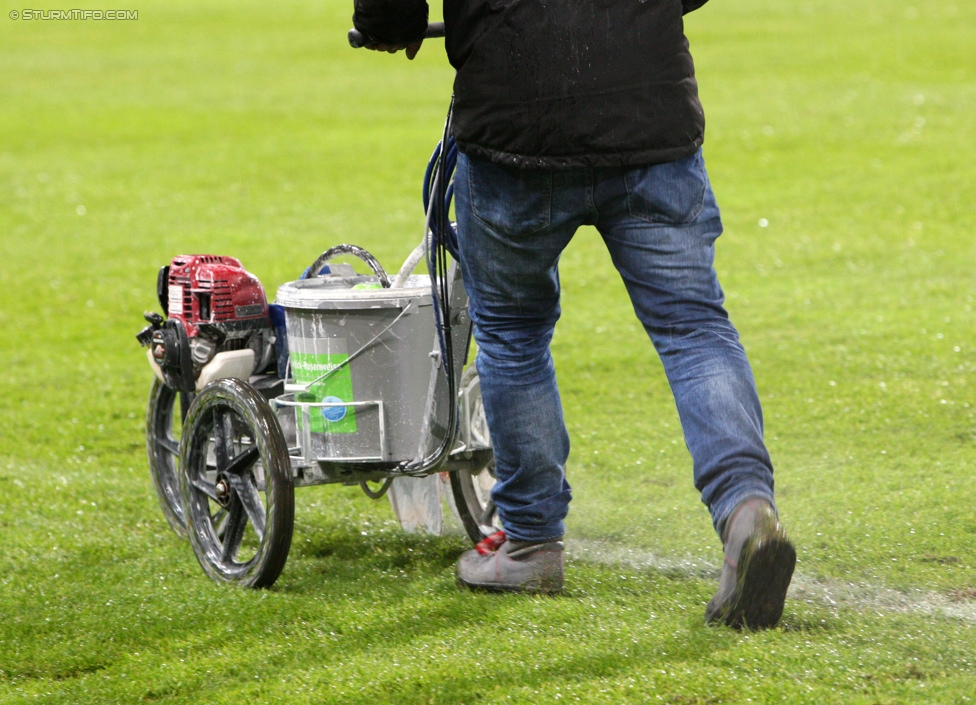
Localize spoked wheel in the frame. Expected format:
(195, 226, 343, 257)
(450, 366, 502, 542)
(146, 378, 194, 538)
(180, 378, 294, 588)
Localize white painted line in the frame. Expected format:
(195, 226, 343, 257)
(567, 540, 976, 623)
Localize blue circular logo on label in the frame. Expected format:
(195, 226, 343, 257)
(321, 396, 347, 423)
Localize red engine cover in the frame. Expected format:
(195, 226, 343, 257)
(166, 255, 267, 336)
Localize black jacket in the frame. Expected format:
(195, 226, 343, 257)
(353, 0, 709, 169)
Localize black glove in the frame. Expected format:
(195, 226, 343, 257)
(352, 0, 429, 46)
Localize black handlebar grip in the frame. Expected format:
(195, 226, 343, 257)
(348, 21, 445, 48)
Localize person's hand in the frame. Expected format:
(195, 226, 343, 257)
(365, 40, 423, 60)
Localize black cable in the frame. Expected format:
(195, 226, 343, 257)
(401, 98, 459, 474)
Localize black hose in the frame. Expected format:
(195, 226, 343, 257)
(400, 98, 459, 475)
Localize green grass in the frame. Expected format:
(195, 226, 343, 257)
(1, 0, 975, 702)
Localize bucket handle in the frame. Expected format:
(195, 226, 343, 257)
(303, 244, 391, 288)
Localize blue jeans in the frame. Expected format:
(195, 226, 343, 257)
(454, 150, 776, 543)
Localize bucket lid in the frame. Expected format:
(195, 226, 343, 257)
(275, 274, 432, 310)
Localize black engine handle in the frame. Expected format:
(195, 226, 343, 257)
(348, 21, 445, 49)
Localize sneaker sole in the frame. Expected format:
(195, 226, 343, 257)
(726, 527, 797, 630)
(456, 574, 563, 596)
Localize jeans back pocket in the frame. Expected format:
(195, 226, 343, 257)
(625, 151, 707, 226)
(467, 158, 553, 237)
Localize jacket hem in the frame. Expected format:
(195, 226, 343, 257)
(454, 140, 705, 170)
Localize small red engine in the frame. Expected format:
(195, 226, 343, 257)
(137, 255, 276, 391)
(164, 255, 267, 335)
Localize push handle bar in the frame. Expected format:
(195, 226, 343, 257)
(348, 21, 445, 49)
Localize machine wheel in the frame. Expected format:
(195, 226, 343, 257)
(180, 378, 294, 588)
(146, 378, 193, 539)
(450, 366, 502, 542)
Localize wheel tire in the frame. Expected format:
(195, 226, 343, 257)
(450, 366, 502, 542)
(146, 378, 191, 539)
(180, 378, 294, 588)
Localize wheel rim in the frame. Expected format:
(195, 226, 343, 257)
(450, 367, 501, 541)
(180, 379, 293, 588)
(462, 462, 501, 537)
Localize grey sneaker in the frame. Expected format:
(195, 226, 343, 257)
(457, 531, 564, 595)
(705, 498, 796, 630)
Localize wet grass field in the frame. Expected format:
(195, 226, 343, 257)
(1, 0, 975, 702)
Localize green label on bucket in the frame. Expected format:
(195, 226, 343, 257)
(291, 352, 357, 434)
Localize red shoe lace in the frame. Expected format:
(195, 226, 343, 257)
(475, 530, 506, 555)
